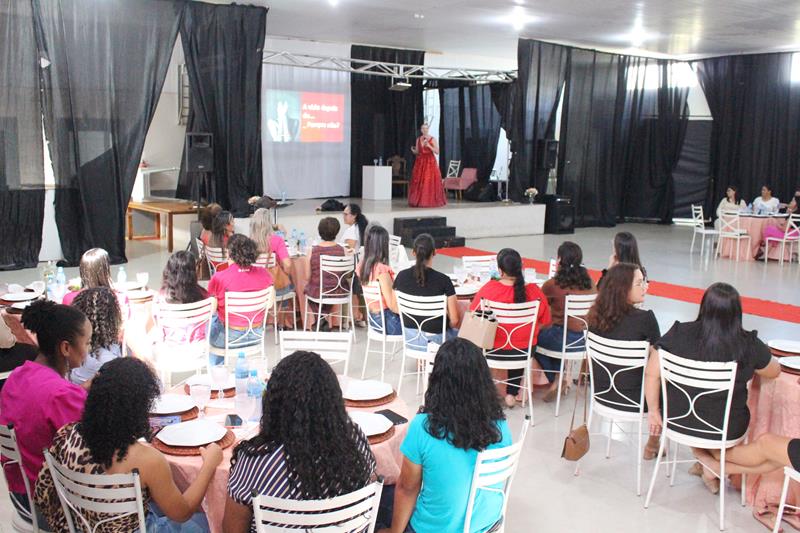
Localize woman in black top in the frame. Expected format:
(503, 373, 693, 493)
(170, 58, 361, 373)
(644, 282, 780, 493)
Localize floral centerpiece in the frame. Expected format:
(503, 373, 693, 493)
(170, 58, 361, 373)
(524, 187, 539, 204)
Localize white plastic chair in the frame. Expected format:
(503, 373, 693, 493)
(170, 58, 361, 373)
(715, 211, 751, 262)
(644, 349, 747, 531)
(534, 293, 597, 417)
(773, 466, 800, 533)
(252, 478, 384, 533)
(203, 243, 228, 275)
(152, 297, 215, 386)
(548, 258, 558, 279)
(447, 160, 461, 178)
(0, 424, 39, 532)
(209, 287, 275, 365)
(279, 330, 353, 375)
(388, 235, 408, 270)
(691, 205, 719, 256)
(395, 291, 448, 395)
(361, 282, 403, 381)
(256, 252, 297, 344)
(579, 332, 651, 495)
(462, 255, 498, 275)
(481, 299, 541, 427)
(463, 415, 531, 533)
(764, 213, 799, 265)
(43, 450, 147, 533)
(303, 254, 356, 335)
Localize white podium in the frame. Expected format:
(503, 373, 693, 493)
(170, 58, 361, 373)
(362, 166, 392, 200)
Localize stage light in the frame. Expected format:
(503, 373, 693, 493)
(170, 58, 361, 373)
(389, 78, 412, 91)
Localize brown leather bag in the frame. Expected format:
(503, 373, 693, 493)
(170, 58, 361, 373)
(561, 371, 590, 461)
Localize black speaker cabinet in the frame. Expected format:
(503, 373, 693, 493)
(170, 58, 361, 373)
(537, 139, 559, 169)
(186, 133, 214, 173)
(543, 194, 575, 234)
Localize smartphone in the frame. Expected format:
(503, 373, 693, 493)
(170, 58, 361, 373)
(375, 409, 408, 426)
(225, 414, 243, 427)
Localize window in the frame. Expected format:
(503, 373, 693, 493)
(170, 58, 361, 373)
(626, 62, 698, 91)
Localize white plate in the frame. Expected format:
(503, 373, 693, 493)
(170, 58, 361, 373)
(455, 284, 480, 297)
(2, 292, 39, 302)
(341, 379, 393, 402)
(25, 281, 45, 295)
(349, 411, 393, 437)
(769, 340, 800, 354)
(156, 419, 227, 447)
(151, 394, 196, 415)
(11, 302, 32, 310)
(186, 374, 236, 391)
(114, 281, 144, 292)
(779, 356, 800, 371)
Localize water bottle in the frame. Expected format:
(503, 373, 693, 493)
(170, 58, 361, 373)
(117, 267, 127, 286)
(299, 231, 307, 253)
(281, 191, 286, 203)
(45, 271, 57, 301)
(55, 267, 67, 302)
(378, 156, 383, 166)
(235, 352, 249, 395)
(291, 228, 298, 248)
(247, 369, 264, 422)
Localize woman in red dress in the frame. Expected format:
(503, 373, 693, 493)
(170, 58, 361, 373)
(408, 123, 447, 208)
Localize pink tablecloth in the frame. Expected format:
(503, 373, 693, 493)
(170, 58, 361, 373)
(1, 309, 36, 346)
(719, 215, 791, 261)
(745, 372, 800, 530)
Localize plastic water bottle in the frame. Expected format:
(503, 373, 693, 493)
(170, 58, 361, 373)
(235, 352, 249, 395)
(378, 156, 383, 166)
(45, 271, 57, 301)
(290, 228, 298, 248)
(247, 369, 264, 422)
(117, 267, 127, 286)
(55, 267, 67, 302)
(299, 231, 307, 253)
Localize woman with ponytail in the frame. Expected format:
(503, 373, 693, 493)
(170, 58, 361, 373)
(535, 241, 597, 402)
(342, 203, 368, 250)
(470, 248, 551, 407)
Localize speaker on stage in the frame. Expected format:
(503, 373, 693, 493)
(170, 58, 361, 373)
(186, 133, 214, 172)
(537, 139, 559, 170)
(542, 194, 575, 234)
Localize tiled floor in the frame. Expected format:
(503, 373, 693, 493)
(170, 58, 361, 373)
(1, 222, 797, 532)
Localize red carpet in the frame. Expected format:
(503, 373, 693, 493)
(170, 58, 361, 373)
(437, 246, 800, 324)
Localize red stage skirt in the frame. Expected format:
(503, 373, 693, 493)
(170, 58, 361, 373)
(409, 153, 447, 208)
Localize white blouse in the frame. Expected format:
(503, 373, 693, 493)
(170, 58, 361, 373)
(716, 198, 746, 218)
(752, 196, 780, 215)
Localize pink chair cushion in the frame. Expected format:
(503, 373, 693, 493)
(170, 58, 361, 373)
(443, 168, 478, 191)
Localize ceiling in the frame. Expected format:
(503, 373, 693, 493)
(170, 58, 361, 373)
(213, 0, 800, 62)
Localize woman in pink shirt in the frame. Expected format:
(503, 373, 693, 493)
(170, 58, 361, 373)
(0, 300, 91, 525)
(250, 208, 292, 294)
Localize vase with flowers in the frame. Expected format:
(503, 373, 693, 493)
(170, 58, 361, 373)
(524, 187, 538, 205)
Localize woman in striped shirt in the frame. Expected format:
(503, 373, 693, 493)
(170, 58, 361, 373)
(223, 351, 377, 533)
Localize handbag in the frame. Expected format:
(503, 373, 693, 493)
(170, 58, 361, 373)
(561, 369, 590, 461)
(195, 253, 210, 281)
(457, 304, 498, 350)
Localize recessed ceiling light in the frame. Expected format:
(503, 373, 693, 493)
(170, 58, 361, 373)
(507, 6, 535, 31)
(328, 0, 338, 6)
(413, 12, 425, 19)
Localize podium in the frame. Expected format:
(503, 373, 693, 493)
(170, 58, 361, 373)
(362, 166, 392, 200)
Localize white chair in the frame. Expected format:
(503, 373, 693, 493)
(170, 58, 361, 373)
(256, 252, 298, 344)
(534, 293, 597, 417)
(764, 213, 800, 265)
(388, 234, 408, 270)
(203, 243, 228, 275)
(716, 211, 751, 262)
(690, 205, 718, 256)
(304, 254, 356, 335)
(279, 330, 353, 375)
(773, 466, 800, 533)
(43, 450, 147, 533)
(579, 332, 651, 495)
(252, 478, 384, 533)
(152, 297, 215, 386)
(462, 255, 498, 275)
(0, 424, 39, 532)
(644, 349, 746, 531)
(446, 159, 461, 178)
(548, 258, 558, 279)
(361, 282, 403, 381)
(395, 291, 448, 394)
(463, 415, 531, 533)
(481, 299, 541, 427)
(209, 287, 275, 365)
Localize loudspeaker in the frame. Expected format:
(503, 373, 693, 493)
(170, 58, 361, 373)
(537, 139, 559, 169)
(543, 194, 575, 234)
(186, 133, 214, 172)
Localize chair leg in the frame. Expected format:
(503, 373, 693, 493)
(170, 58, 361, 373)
(555, 358, 565, 417)
(780, 241, 786, 266)
(773, 472, 790, 533)
(361, 335, 372, 379)
(720, 448, 726, 531)
(380, 338, 387, 382)
(636, 418, 643, 496)
(644, 436, 668, 509)
(397, 351, 406, 394)
(691, 231, 697, 254)
(606, 421, 613, 459)
(273, 300, 279, 345)
(526, 365, 534, 427)
(742, 472, 747, 506)
(670, 442, 679, 485)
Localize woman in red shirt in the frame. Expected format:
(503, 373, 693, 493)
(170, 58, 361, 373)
(470, 248, 551, 408)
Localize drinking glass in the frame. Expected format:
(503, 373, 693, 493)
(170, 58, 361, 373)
(210, 364, 228, 400)
(235, 395, 255, 423)
(189, 384, 211, 417)
(136, 272, 149, 289)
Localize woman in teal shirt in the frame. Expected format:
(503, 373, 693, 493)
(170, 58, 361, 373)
(378, 338, 512, 533)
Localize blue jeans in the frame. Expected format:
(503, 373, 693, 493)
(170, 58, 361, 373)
(534, 325, 585, 383)
(139, 502, 209, 532)
(403, 327, 459, 351)
(368, 309, 402, 336)
(209, 316, 263, 365)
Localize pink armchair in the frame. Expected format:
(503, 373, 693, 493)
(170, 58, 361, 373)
(443, 168, 477, 201)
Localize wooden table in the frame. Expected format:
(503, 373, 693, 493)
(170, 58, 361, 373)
(127, 201, 198, 252)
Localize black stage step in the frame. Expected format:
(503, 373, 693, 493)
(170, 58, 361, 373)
(393, 216, 464, 248)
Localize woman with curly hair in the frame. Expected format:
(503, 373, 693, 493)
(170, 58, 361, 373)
(69, 287, 123, 386)
(223, 351, 376, 532)
(35, 357, 223, 532)
(378, 338, 510, 533)
(535, 241, 597, 402)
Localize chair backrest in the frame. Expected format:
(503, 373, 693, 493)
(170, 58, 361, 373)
(657, 349, 738, 444)
(719, 210, 744, 236)
(362, 282, 390, 337)
(463, 417, 530, 533)
(252, 479, 384, 533)
(318, 254, 355, 300)
(548, 258, 558, 279)
(44, 450, 147, 533)
(691, 205, 705, 229)
(460, 168, 478, 184)
(388, 236, 408, 269)
(447, 160, 461, 178)
(481, 299, 541, 360)
(0, 423, 39, 531)
(224, 287, 275, 347)
(255, 252, 277, 269)
(784, 213, 800, 238)
(462, 255, 498, 274)
(279, 330, 353, 372)
(395, 291, 448, 353)
(586, 332, 650, 413)
(204, 244, 227, 275)
(562, 293, 597, 351)
(153, 297, 215, 347)
(195, 237, 205, 258)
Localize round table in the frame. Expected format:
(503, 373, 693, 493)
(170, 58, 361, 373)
(718, 214, 791, 261)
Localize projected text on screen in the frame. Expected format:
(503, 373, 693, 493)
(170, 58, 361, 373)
(266, 90, 344, 143)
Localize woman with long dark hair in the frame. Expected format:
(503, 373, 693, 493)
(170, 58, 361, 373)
(342, 203, 368, 250)
(535, 241, 597, 401)
(35, 357, 222, 532)
(646, 283, 780, 493)
(223, 351, 376, 532)
(199, 202, 223, 244)
(378, 338, 510, 533)
(207, 210, 234, 249)
(714, 186, 746, 229)
(470, 248, 551, 408)
(69, 287, 123, 386)
(358, 224, 400, 335)
(598, 232, 645, 288)
(160, 250, 209, 305)
(752, 183, 780, 215)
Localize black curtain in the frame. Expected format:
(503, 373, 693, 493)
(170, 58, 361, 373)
(695, 53, 800, 208)
(177, 2, 267, 216)
(34, 0, 183, 265)
(672, 120, 712, 218)
(0, 0, 44, 270)
(350, 46, 424, 197)
(511, 39, 569, 202)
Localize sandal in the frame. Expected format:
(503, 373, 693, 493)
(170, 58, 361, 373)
(643, 437, 661, 461)
(689, 462, 720, 494)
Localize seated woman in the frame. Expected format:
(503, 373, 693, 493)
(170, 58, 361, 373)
(342, 203, 368, 251)
(0, 314, 38, 391)
(377, 338, 511, 533)
(752, 183, 780, 215)
(597, 231, 646, 288)
(160, 250, 210, 306)
(304, 217, 347, 331)
(358, 225, 400, 335)
(0, 300, 90, 525)
(203, 210, 234, 273)
(586, 263, 661, 459)
(35, 357, 222, 532)
(250, 207, 295, 322)
(645, 282, 781, 493)
(61, 248, 130, 317)
(199, 202, 223, 244)
(393, 234, 461, 348)
(470, 248, 551, 408)
(694, 432, 800, 477)
(714, 186, 747, 230)
(536, 241, 597, 402)
(223, 351, 376, 532)
(761, 186, 799, 250)
(69, 287, 123, 387)
(207, 235, 272, 355)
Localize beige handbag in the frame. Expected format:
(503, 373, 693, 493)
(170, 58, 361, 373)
(457, 304, 498, 350)
(561, 375, 590, 461)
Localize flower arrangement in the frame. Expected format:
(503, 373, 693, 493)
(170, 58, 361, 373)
(524, 187, 539, 204)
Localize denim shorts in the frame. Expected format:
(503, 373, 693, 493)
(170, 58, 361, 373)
(369, 309, 402, 336)
(209, 316, 263, 364)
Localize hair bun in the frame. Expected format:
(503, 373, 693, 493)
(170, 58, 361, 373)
(21, 299, 57, 334)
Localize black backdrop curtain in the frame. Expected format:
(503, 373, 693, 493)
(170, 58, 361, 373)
(177, 2, 267, 216)
(34, 0, 183, 265)
(695, 53, 800, 209)
(350, 46, 424, 197)
(672, 120, 712, 218)
(0, 0, 44, 270)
